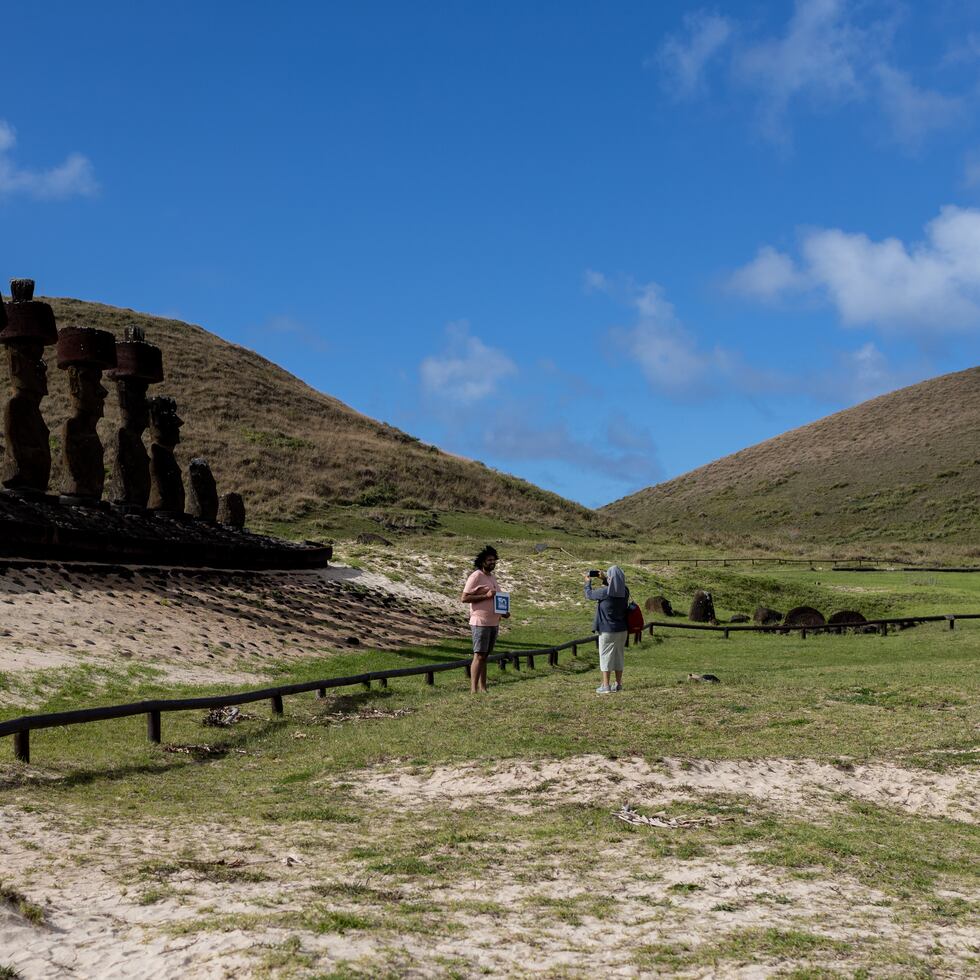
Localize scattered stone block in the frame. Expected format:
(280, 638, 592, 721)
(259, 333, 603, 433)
(187, 458, 219, 521)
(783, 606, 826, 628)
(729, 613, 749, 623)
(218, 492, 246, 528)
(754, 605, 783, 625)
(645, 595, 673, 616)
(689, 589, 716, 623)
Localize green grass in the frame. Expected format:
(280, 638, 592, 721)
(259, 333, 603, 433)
(3, 555, 980, 976)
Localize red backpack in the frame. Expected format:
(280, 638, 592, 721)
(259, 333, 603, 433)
(626, 600, 644, 640)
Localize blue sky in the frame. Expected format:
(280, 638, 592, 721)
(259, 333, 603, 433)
(4, 0, 980, 507)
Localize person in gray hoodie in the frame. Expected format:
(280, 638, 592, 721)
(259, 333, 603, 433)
(584, 565, 629, 694)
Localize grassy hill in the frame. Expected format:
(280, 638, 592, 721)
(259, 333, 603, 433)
(0, 298, 597, 537)
(604, 366, 980, 550)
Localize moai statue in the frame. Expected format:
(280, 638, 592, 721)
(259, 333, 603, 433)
(147, 395, 185, 515)
(0, 279, 58, 493)
(56, 327, 117, 504)
(187, 457, 219, 521)
(106, 327, 163, 510)
(217, 491, 246, 528)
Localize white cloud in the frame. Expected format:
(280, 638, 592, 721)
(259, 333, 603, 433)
(420, 321, 517, 404)
(873, 64, 962, 149)
(726, 245, 809, 301)
(655, 10, 734, 98)
(659, 1, 959, 148)
(0, 120, 98, 200)
(733, 0, 869, 138)
(592, 272, 779, 397)
(729, 205, 980, 331)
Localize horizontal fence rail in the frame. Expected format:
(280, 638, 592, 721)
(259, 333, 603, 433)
(3, 611, 976, 764)
(637, 556, 980, 572)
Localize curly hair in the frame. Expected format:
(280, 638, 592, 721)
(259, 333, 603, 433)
(473, 544, 499, 570)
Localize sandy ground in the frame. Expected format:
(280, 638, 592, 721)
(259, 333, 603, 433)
(0, 562, 465, 703)
(1, 753, 977, 978)
(351, 752, 980, 824)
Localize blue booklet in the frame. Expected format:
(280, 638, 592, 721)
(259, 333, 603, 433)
(494, 592, 510, 615)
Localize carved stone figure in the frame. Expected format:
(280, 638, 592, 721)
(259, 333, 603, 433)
(187, 457, 219, 521)
(688, 589, 717, 623)
(147, 396, 184, 515)
(56, 327, 116, 503)
(1, 280, 58, 493)
(107, 328, 163, 509)
(217, 491, 246, 528)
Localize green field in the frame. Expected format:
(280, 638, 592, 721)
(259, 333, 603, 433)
(2, 551, 978, 977)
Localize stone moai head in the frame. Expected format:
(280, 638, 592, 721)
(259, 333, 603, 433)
(148, 396, 183, 449)
(2, 279, 57, 397)
(1, 278, 59, 493)
(57, 327, 116, 417)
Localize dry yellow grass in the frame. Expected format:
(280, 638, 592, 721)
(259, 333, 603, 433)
(0, 298, 594, 533)
(605, 366, 980, 549)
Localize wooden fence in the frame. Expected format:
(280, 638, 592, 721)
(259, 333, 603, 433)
(637, 555, 980, 572)
(2, 613, 976, 764)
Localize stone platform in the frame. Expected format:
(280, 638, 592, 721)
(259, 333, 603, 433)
(0, 492, 330, 569)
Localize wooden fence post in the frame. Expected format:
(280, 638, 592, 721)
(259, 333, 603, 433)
(801, 629, 807, 640)
(879, 623, 888, 636)
(425, 671, 435, 686)
(13, 730, 29, 764)
(723, 628, 729, 640)
(464, 663, 471, 679)
(362, 680, 371, 690)
(499, 658, 507, 672)
(271, 694, 284, 716)
(947, 615, 956, 631)
(316, 687, 326, 699)
(379, 677, 388, 689)
(146, 710, 161, 744)
(527, 652, 535, 669)
(571, 643, 577, 658)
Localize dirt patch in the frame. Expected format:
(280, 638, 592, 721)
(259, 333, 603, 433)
(350, 754, 980, 824)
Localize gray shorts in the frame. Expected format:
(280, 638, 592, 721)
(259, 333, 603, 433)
(471, 626, 498, 655)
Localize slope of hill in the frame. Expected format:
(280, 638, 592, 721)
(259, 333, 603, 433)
(0, 298, 596, 535)
(604, 367, 980, 548)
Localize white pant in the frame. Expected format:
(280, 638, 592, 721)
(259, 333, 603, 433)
(598, 631, 626, 672)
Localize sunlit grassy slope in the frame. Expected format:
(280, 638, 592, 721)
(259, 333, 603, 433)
(0, 297, 597, 535)
(604, 366, 980, 550)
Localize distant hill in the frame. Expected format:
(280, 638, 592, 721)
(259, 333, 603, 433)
(0, 298, 595, 534)
(604, 367, 980, 547)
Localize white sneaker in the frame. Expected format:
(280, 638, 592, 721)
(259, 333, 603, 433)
(596, 685, 612, 694)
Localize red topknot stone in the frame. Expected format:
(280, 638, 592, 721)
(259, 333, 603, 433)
(107, 326, 163, 383)
(1, 278, 57, 345)
(56, 326, 117, 370)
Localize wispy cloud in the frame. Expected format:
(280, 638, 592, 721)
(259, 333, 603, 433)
(655, 10, 734, 99)
(0, 120, 98, 200)
(873, 64, 962, 150)
(655, 1, 960, 148)
(420, 320, 517, 404)
(479, 408, 664, 487)
(728, 205, 980, 331)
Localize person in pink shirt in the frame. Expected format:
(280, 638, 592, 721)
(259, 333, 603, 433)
(460, 544, 508, 692)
